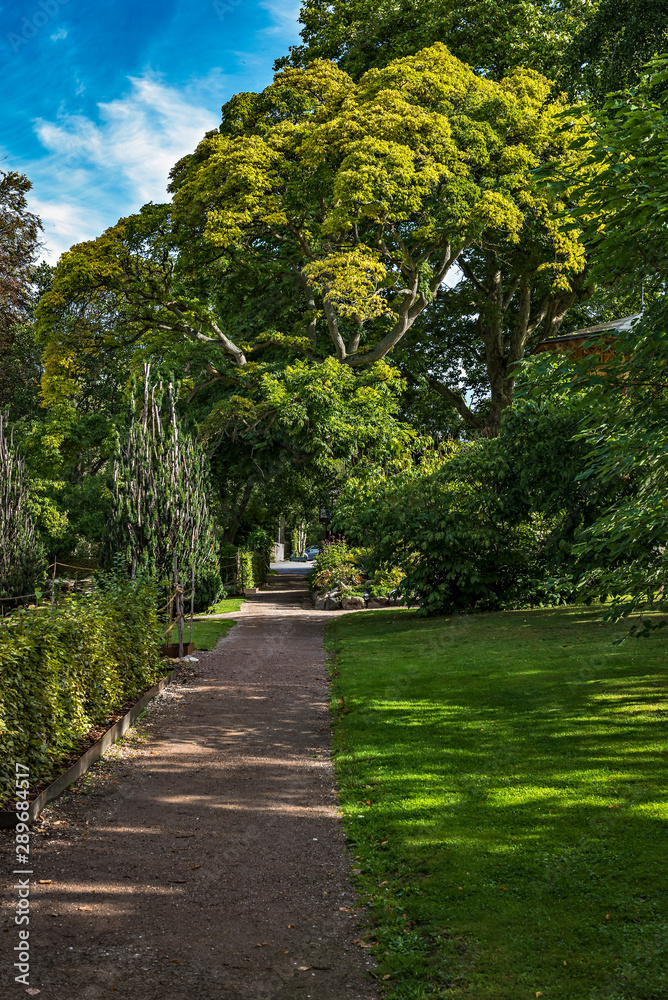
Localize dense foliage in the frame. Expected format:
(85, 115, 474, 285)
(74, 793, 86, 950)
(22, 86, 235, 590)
(37, 44, 592, 434)
(334, 396, 627, 614)
(285, 0, 668, 101)
(107, 371, 222, 611)
(0, 169, 42, 338)
(530, 56, 668, 624)
(0, 572, 162, 802)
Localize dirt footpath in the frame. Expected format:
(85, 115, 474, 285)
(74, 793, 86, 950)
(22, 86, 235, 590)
(1, 572, 379, 1000)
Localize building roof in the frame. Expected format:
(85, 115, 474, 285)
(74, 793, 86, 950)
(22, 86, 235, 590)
(534, 313, 642, 349)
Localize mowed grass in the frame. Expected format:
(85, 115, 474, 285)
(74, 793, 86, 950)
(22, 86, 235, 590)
(327, 606, 668, 1000)
(169, 597, 244, 649)
(205, 596, 245, 615)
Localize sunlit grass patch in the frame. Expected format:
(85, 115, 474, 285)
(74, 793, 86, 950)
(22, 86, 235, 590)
(205, 596, 245, 615)
(169, 618, 236, 650)
(327, 606, 668, 999)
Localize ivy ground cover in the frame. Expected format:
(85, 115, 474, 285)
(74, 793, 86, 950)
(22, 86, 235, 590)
(327, 607, 668, 999)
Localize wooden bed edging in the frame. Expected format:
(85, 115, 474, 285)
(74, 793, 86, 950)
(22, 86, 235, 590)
(0, 671, 174, 829)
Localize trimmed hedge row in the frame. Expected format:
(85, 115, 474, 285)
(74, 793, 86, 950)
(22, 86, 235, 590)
(219, 544, 270, 593)
(0, 573, 162, 803)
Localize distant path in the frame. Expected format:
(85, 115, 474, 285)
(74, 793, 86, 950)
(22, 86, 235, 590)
(2, 571, 378, 1000)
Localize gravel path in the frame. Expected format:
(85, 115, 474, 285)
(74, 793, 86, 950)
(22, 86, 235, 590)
(1, 571, 379, 1000)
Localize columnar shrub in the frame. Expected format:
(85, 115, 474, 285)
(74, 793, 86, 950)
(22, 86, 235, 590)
(0, 410, 45, 600)
(107, 370, 222, 611)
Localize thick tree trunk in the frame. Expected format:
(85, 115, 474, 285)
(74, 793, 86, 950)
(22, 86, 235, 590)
(222, 479, 255, 544)
(422, 252, 595, 436)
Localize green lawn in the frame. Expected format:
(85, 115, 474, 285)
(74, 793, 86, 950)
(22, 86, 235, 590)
(169, 597, 244, 650)
(169, 617, 236, 650)
(327, 606, 668, 1000)
(205, 596, 245, 615)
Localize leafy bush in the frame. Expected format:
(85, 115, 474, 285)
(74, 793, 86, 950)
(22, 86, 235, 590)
(334, 398, 625, 615)
(219, 542, 269, 593)
(309, 540, 363, 594)
(366, 567, 404, 597)
(0, 571, 162, 803)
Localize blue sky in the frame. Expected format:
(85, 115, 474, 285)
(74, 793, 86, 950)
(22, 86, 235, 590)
(0, 0, 302, 260)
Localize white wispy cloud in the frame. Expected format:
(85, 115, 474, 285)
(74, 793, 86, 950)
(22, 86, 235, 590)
(29, 197, 105, 263)
(259, 0, 301, 38)
(28, 74, 220, 260)
(50, 28, 68, 41)
(34, 74, 219, 206)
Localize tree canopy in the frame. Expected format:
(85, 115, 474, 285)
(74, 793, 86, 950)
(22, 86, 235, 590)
(38, 44, 591, 433)
(283, 0, 668, 101)
(281, 0, 584, 80)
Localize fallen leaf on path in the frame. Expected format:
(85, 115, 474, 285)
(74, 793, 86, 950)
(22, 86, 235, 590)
(170, 880, 187, 884)
(170, 959, 179, 963)
(382, 975, 391, 980)
(38, 880, 52, 884)
(297, 966, 312, 971)
(279, 950, 289, 954)
(256, 942, 269, 947)
(190, 865, 201, 870)
(288, 924, 295, 928)
(26, 990, 41, 995)
(351, 869, 361, 874)
(339, 907, 355, 913)
(359, 942, 374, 948)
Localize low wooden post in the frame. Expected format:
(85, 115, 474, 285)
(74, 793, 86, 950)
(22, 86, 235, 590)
(49, 559, 57, 616)
(173, 553, 184, 659)
(189, 561, 195, 646)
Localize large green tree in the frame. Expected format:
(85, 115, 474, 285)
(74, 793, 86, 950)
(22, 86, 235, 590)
(532, 56, 668, 620)
(0, 170, 41, 335)
(284, 0, 668, 100)
(38, 45, 590, 434)
(0, 171, 42, 419)
(280, 0, 584, 80)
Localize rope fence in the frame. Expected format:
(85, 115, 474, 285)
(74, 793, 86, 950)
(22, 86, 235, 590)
(1, 548, 264, 637)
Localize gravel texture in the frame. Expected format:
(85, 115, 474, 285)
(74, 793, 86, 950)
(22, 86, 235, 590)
(1, 571, 379, 1000)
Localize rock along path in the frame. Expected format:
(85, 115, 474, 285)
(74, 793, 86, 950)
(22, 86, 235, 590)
(1, 570, 380, 1000)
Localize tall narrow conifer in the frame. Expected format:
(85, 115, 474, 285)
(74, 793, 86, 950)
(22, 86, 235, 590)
(107, 368, 221, 609)
(0, 410, 45, 600)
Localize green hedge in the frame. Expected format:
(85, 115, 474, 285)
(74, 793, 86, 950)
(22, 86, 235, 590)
(219, 543, 269, 593)
(0, 573, 162, 803)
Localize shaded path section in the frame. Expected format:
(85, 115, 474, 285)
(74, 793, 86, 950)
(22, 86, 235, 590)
(1, 573, 379, 1000)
